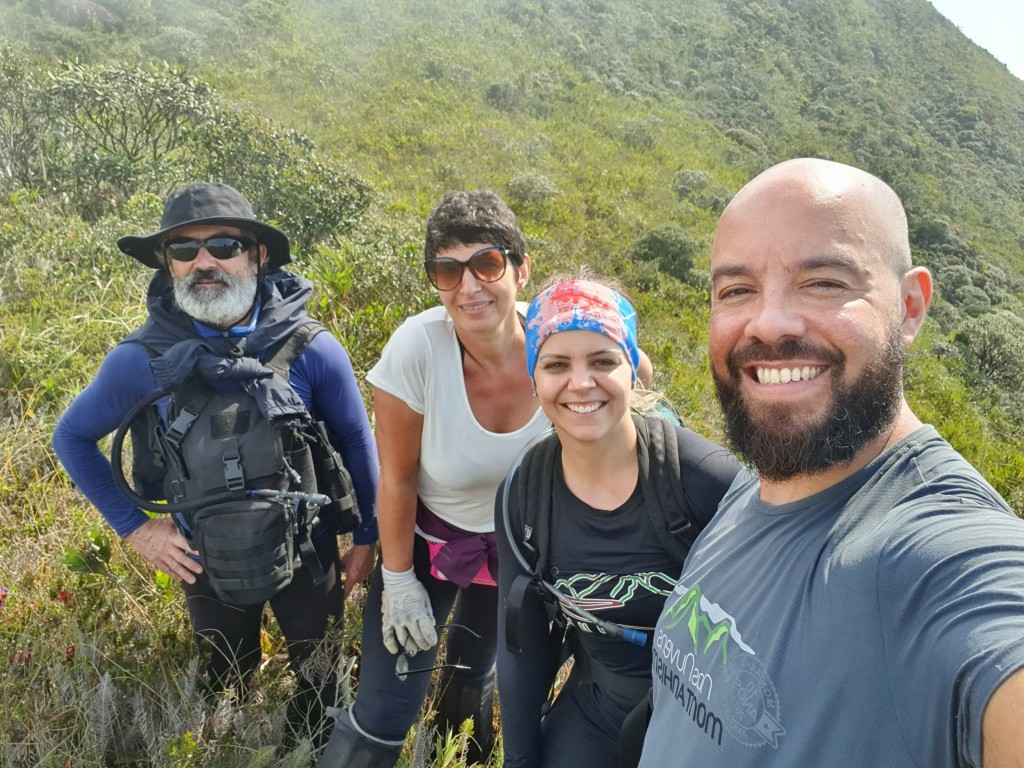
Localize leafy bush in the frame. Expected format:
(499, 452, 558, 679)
(954, 311, 1024, 390)
(952, 284, 992, 316)
(485, 80, 521, 113)
(39, 59, 217, 218)
(506, 171, 559, 206)
(623, 118, 659, 150)
(723, 127, 767, 154)
(673, 168, 711, 200)
(630, 224, 701, 283)
(914, 216, 953, 247)
(194, 111, 375, 252)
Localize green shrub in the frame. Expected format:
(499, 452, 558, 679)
(630, 224, 701, 283)
(954, 311, 1024, 390)
(507, 171, 559, 206)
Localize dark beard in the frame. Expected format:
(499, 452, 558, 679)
(713, 326, 905, 482)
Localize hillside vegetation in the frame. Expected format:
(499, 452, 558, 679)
(1, 0, 1023, 764)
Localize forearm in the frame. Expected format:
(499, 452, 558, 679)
(496, 619, 550, 768)
(496, 484, 554, 767)
(376, 475, 420, 572)
(56, 439, 149, 537)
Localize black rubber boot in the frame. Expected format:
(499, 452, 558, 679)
(317, 707, 403, 768)
(434, 666, 496, 766)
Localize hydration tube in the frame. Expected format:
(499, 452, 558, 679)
(500, 428, 649, 648)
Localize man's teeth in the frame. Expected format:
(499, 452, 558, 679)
(755, 366, 822, 385)
(566, 403, 601, 414)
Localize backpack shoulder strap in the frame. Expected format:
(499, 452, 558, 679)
(503, 428, 561, 657)
(265, 320, 326, 378)
(513, 431, 561, 575)
(633, 413, 699, 565)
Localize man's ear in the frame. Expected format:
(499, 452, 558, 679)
(900, 266, 933, 342)
(257, 243, 269, 268)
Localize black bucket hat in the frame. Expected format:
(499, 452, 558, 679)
(117, 182, 291, 270)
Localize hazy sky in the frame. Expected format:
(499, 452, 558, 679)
(927, 0, 1024, 80)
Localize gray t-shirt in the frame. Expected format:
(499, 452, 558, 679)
(639, 426, 1024, 767)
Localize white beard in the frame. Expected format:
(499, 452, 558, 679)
(173, 266, 259, 329)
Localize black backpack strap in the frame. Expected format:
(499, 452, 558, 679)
(265, 319, 350, 586)
(633, 413, 698, 566)
(161, 383, 211, 500)
(515, 433, 561, 575)
(505, 573, 543, 655)
(294, 499, 329, 587)
(265, 320, 325, 378)
(124, 341, 171, 500)
(267, 320, 362, 536)
(503, 431, 560, 657)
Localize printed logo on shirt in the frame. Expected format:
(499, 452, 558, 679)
(555, 570, 676, 608)
(554, 570, 676, 635)
(652, 582, 786, 750)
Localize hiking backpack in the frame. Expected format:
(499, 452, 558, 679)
(112, 320, 360, 606)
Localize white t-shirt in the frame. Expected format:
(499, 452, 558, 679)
(367, 304, 550, 532)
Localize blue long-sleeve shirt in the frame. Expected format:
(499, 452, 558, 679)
(52, 324, 379, 545)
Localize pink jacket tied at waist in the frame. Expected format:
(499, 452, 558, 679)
(416, 499, 498, 588)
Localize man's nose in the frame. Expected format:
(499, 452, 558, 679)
(191, 247, 222, 269)
(744, 290, 806, 343)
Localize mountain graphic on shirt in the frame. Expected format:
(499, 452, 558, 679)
(662, 582, 755, 666)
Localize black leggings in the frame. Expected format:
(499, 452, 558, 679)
(349, 535, 498, 741)
(539, 674, 642, 768)
(181, 531, 344, 688)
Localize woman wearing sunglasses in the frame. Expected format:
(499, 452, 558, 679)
(321, 190, 559, 766)
(494, 273, 740, 768)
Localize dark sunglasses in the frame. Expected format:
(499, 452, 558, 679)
(424, 246, 509, 291)
(161, 236, 257, 263)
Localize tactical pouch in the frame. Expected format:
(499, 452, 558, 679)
(188, 499, 296, 606)
(306, 420, 360, 535)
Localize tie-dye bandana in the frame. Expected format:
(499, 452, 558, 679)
(526, 280, 640, 380)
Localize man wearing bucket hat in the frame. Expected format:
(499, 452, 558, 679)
(53, 182, 379, 746)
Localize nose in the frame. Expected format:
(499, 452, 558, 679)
(742, 289, 806, 343)
(458, 266, 482, 294)
(567, 364, 595, 392)
(191, 246, 222, 270)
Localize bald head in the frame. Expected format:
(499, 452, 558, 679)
(718, 158, 912, 274)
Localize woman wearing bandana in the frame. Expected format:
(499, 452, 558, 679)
(495, 273, 740, 768)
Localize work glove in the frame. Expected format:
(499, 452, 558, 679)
(381, 565, 438, 655)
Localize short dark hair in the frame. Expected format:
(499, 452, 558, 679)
(424, 190, 527, 267)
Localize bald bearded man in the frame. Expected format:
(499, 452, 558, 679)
(639, 158, 1024, 768)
